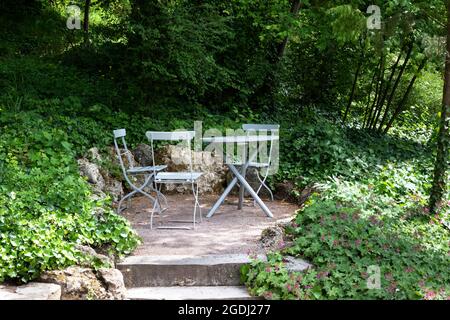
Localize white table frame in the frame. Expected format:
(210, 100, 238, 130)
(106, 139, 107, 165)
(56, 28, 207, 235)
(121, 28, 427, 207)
(202, 135, 278, 218)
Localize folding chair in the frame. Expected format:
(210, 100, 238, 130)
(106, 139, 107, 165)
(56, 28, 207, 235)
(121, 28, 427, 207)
(146, 131, 203, 230)
(242, 124, 280, 203)
(113, 129, 168, 214)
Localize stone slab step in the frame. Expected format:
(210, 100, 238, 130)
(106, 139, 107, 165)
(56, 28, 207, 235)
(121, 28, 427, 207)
(126, 286, 258, 300)
(0, 283, 61, 300)
(117, 254, 264, 288)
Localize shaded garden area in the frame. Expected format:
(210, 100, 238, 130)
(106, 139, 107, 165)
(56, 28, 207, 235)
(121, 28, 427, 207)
(0, 0, 449, 299)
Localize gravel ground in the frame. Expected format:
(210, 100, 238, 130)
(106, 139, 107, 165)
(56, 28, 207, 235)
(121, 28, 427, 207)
(121, 194, 298, 256)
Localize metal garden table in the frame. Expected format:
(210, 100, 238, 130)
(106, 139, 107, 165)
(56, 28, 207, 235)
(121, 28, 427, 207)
(202, 135, 278, 218)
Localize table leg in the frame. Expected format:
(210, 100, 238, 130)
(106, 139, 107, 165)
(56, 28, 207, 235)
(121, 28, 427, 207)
(228, 165, 273, 218)
(206, 176, 238, 218)
(238, 165, 247, 210)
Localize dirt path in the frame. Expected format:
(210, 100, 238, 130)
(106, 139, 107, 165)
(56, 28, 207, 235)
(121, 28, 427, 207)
(122, 194, 298, 256)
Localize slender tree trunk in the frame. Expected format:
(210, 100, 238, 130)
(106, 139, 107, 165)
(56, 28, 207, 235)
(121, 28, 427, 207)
(374, 45, 406, 129)
(363, 61, 379, 126)
(383, 58, 427, 134)
(429, 1, 450, 213)
(276, 0, 302, 59)
(83, 0, 91, 45)
(374, 42, 413, 130)
(363, 56, 383, 128)
(343, 49, 364, 123)
(369, 61, 387, 129)
(366, 54, 385, 129)
(252, 0, 302, 112)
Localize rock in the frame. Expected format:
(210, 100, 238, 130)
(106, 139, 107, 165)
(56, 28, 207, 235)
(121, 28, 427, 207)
(132, 143, 154, 166)
(283, 256, 312, 273)
(78, 158, 105, 192)
(87, 147, 102, 162)
(102, 174, 124, 202)
(156, 145, 228, 194)
(108, 146, 137, 170)
(15, 282, 61, 300)
(260, 226, 285, 251)
(97, 268, 126, 299)
(0, 283, 61, 300)
(38, 266, 125, 300)
(75, 244, 114, 268)
(78, 148, 125, 203)
(274, 180, 297, 201)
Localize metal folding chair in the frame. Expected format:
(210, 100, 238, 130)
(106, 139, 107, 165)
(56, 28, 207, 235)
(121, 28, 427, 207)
(242, 124, 280, 203)
(146, 131, 203, 230)
(113, 129, 168, 214)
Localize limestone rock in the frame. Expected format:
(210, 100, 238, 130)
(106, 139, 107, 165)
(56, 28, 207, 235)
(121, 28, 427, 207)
(75, 244, 114, 268)
(274, 180, 297, 201)
(108, 146, 137, 170)
(78, 158, 105, 192)
(97, 268, 126, 299)
(78, 148, 125, 203)
(283, 256, 312, 273)
(156, 145, 228, 194)
(132, 143, 154, 167)
(15, 282, 62, 300)
(260, 225, 285, 251)
(0, 283, 61, 300)
(103, 174, 124, 202)
(38, 266, 125, 300)
(87, 147, 102, 162)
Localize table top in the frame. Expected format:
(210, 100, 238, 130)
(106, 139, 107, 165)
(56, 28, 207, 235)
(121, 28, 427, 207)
(202, 135, 278, 143)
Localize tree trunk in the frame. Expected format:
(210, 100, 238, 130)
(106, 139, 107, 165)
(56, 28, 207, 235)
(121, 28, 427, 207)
(369, 60, 387, 129)
(343, 49, 364, 123)
(83, 0, 91, 45)
(429, 0, 450, 214)
(366, 54, 385, 129)
(374, 44, 406, 129)
(363, 60, 379, 126)
(382, 58, 427, 134)
(276, 0, 302, 60)
(252, 0, 302, 112)
(374, 42, 413, 130)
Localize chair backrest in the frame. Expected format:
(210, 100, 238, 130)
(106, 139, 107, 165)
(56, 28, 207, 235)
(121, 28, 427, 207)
(242, 124, 280, 131)
(113, 129, 135, 177)
(146, 131, 195, 141)
(242, 124, 279, 166)
(146, 131, 196, 175)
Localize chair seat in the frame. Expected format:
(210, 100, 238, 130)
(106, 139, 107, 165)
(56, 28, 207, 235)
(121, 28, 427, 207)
(127, 165, 167, 174)
(231, 162, 270, 168)
(155, 172, 203, 182)
(247, 162, 270, 168)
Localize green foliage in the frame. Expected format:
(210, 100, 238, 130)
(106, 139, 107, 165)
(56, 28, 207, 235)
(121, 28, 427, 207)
(1, 0, 449, 295)
(0, 109, 140, 283)
(243, 177, 450, 300)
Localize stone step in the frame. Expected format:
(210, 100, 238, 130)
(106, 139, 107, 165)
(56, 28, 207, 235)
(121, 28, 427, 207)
(126, 286, 257, 300)
(117, 254, 263, 288)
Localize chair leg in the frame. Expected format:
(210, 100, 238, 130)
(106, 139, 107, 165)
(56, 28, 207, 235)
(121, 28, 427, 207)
(253, 168, 274, 206)
(197, 182, 202, 223)
(191, 182, 202, 229)
(155, 183, 168, 213)
(117, 190, 137, 213)
(150, 195, 159, 230)
(119, 174, 162, 215)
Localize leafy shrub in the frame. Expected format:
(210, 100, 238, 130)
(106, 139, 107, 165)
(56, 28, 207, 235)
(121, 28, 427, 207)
(0, 109, 140, 283)
(243, 178, 450, 300)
